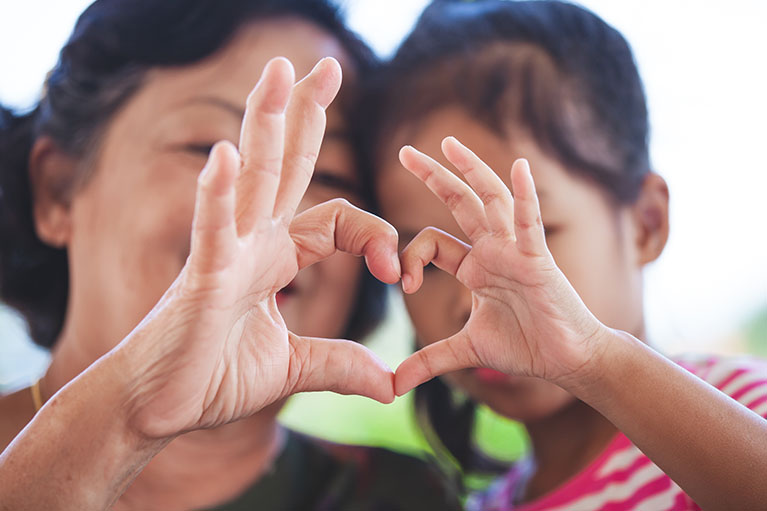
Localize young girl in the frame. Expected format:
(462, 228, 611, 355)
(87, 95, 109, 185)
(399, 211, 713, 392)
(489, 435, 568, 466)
(371, 1, 767, 509)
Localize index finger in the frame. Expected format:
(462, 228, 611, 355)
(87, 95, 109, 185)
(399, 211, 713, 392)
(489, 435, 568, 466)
(399, 145, 489, 241)
(289, 198, 401, 284)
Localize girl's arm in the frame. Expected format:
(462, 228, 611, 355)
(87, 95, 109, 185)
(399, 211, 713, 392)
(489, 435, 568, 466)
(0, 57, 400, 511)
(394, 136, 767, 511)
(574, 329, 767, 511)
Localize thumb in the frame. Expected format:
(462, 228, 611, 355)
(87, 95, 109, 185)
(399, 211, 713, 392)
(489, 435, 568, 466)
(287, 334, 395, 404)
(394, 329, 480, 396)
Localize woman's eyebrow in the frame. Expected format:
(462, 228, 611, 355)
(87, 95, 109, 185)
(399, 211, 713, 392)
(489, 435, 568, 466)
(182, 96, 245, 119)
(179, 98, 349, 143)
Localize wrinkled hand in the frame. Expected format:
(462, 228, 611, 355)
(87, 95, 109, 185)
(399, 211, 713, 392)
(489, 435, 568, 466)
(121, 57, 400, 439)
(394, 137, 608, 395)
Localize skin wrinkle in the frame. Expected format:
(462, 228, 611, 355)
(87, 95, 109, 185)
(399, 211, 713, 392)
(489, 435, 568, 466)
(0, 18, 371, 510)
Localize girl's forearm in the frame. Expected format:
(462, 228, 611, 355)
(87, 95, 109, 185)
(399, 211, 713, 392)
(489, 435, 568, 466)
(565, 330, 767, 511)
(0, 348, 170, 511)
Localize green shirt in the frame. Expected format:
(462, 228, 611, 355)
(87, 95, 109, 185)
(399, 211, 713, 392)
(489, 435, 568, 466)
(208, 429, 461, 511)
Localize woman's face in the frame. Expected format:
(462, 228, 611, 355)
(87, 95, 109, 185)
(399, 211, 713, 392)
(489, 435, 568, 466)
(377, 107, 647, 422)
(61, 18, 364, 357)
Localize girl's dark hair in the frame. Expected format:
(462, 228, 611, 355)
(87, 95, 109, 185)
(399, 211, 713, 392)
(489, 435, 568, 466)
(366, 0, 651, 479)
(0, 0, 384, 348)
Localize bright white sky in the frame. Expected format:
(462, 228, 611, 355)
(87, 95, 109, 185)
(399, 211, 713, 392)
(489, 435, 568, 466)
(1, 0, 766, 358)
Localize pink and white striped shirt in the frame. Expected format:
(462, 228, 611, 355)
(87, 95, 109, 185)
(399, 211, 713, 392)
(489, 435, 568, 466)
(468, 355, 767, 511)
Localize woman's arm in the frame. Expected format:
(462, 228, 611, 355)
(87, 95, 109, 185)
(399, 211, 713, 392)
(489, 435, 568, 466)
(0, 57, 400, 511)
(394, 137, 767, 511)
(0, 350, 169, 511)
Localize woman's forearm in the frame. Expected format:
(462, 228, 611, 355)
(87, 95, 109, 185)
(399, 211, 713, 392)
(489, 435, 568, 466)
(0, 348, 170, 511)
(567, 330, 767, 511)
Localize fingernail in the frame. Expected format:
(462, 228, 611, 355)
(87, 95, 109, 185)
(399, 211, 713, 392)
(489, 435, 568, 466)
(311, 56, 333, 73)
(199, 144, 220, 185)
(402, 274, 412, 293)
(311, 58, 325, 73)
(392, 254, 402, 278)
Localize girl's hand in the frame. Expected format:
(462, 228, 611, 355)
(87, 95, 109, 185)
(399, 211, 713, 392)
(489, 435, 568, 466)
(120, 57, 401, 439)
(394, 136, 608, 395)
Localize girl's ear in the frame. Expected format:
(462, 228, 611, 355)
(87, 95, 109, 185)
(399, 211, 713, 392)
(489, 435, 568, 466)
(28, 137, 78, 248)
(631, 172, 669, 265)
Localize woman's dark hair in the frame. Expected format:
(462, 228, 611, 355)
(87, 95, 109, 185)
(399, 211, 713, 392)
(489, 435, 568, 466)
(365, 0, 651, 480)
(0, 0, 384, 348)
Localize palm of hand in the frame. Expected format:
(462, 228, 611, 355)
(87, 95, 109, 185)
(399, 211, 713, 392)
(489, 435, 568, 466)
(459, 236, 587, 380)
(183, 224, 298, 430)
(126, 58, 398, 439)
(395, 137, 605, 396)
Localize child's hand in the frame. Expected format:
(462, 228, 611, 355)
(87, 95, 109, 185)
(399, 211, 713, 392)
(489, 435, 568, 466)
(394, 136, 609, 395)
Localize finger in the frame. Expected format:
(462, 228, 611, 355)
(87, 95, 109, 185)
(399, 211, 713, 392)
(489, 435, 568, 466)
(274, 57, 343, 220)
(290, 198, 401, 284)
(441, 136, 515, 234)
(189, 141, 240, 274)
(288, 334, 395, 404)
(510, 159, 547, 256)
(394, 330, 480, 396)
(400, 227, 470, 294)
(236, 57, 295, 234)
(399, 145, 488, 241)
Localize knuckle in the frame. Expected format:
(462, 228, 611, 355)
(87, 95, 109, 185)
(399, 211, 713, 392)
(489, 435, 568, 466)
(327, 197, 352, 210)
(443, 190, 464, 211)
(419, 349, 435, 377)
(384, 226, 399, 244)
(516, 215, 543, 230)
(242, 154, 282, 176)
(289, 151, 319, 177)
(478, 191, 497, 206)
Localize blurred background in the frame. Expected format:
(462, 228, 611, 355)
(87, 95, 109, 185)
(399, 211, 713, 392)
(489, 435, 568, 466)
(1, 0, 766, 465)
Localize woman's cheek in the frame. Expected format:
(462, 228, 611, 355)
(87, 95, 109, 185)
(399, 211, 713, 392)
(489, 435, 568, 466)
(136, 157, 200, 268)
(298, 252, 363, 339)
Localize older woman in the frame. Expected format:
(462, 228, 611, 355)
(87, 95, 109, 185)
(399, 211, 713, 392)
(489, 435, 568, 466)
(0, 1, 459, 509)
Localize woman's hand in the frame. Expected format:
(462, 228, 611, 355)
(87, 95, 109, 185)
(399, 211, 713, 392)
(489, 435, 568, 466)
(120, 57, 400, 438)
(394, 136, 608, 395)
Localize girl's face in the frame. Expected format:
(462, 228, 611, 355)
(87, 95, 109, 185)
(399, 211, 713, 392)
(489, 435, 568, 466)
(46, 18, 364, 357)
(378, 106, 648, 422)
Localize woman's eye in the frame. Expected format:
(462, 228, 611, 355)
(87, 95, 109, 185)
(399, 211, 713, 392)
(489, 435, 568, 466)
(311, 171, 361, 196)
(183, 143, 215, 156)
